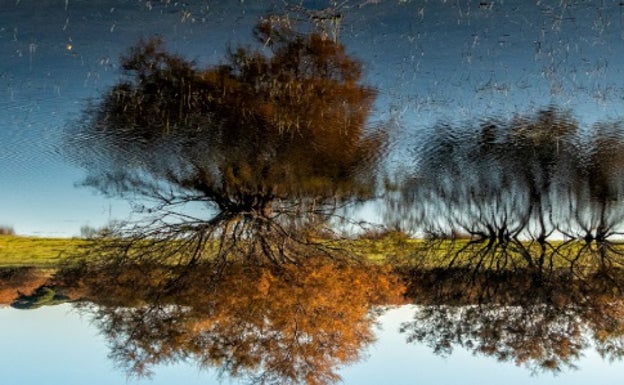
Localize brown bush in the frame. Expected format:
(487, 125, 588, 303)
(0, 226, 15, 236)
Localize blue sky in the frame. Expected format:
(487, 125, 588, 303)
(3, 0, 624, 236)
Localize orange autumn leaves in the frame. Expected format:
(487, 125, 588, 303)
(64, 18, 388, 265)
(76, 19, 384, 215)
(72, 258, 405, 384)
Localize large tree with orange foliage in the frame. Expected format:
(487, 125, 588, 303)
(68, 19, 384, 264)
(65, 258, 405, 384)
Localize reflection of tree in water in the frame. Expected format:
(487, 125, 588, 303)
(66, 17, 385, 265)
(60, 259, 404, 385)
(407, 233, 624, 280)
(399, 265, 624, 373)
(386, 106, 624, 375)
(392, 106, 624, 273)
(58, 9, 624, 380)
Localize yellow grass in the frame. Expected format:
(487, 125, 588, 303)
(0, 236, 84, 268)
(0, 233, 618, 272)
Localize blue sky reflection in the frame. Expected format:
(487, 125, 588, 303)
(2, 1, 624, 235)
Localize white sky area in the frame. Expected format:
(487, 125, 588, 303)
(3, 0, 624, 236)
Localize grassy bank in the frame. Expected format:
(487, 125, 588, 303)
(0, 236, 84, 268)
(0, 234, 417, 269)
(0, 233, 620, 272)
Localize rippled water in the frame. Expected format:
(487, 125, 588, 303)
(4, 0, 624, 234)
(5, 1, 624, 384)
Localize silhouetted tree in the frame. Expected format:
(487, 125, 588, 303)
(563, 121, 624, 242)
(410, 107, 580, 242)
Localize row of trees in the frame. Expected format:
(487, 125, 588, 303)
(67, 18, 624, 268)
(401, 265, 624, 374)
(37, 250, 624, 382)
(395, 107, 624, 242)
(54, 15, 624, 385)
(385, 107, 624, 272)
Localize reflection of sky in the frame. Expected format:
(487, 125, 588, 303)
(2, 0, 260, 236)
(3, 0, 624, 235)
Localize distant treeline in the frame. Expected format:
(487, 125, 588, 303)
(390, 106, 624, 243)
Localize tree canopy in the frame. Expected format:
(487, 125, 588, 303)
(392, 107, 624, 244)
(71, 19, 382, 217)
(62, 258, 404, 384)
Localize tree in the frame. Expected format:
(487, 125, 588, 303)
(67, 19, 385, 265)
(400, 265, 624, 374)
(61, 258, 405, 385)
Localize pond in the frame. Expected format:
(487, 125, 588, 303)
(4, 1, 624, 384)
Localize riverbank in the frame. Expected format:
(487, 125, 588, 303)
(0, 235, 85, 268)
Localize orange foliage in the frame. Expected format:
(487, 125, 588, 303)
(67, 258, 404, 384)
(75, 20, 384, 216)
(0, 268, 49, 305)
